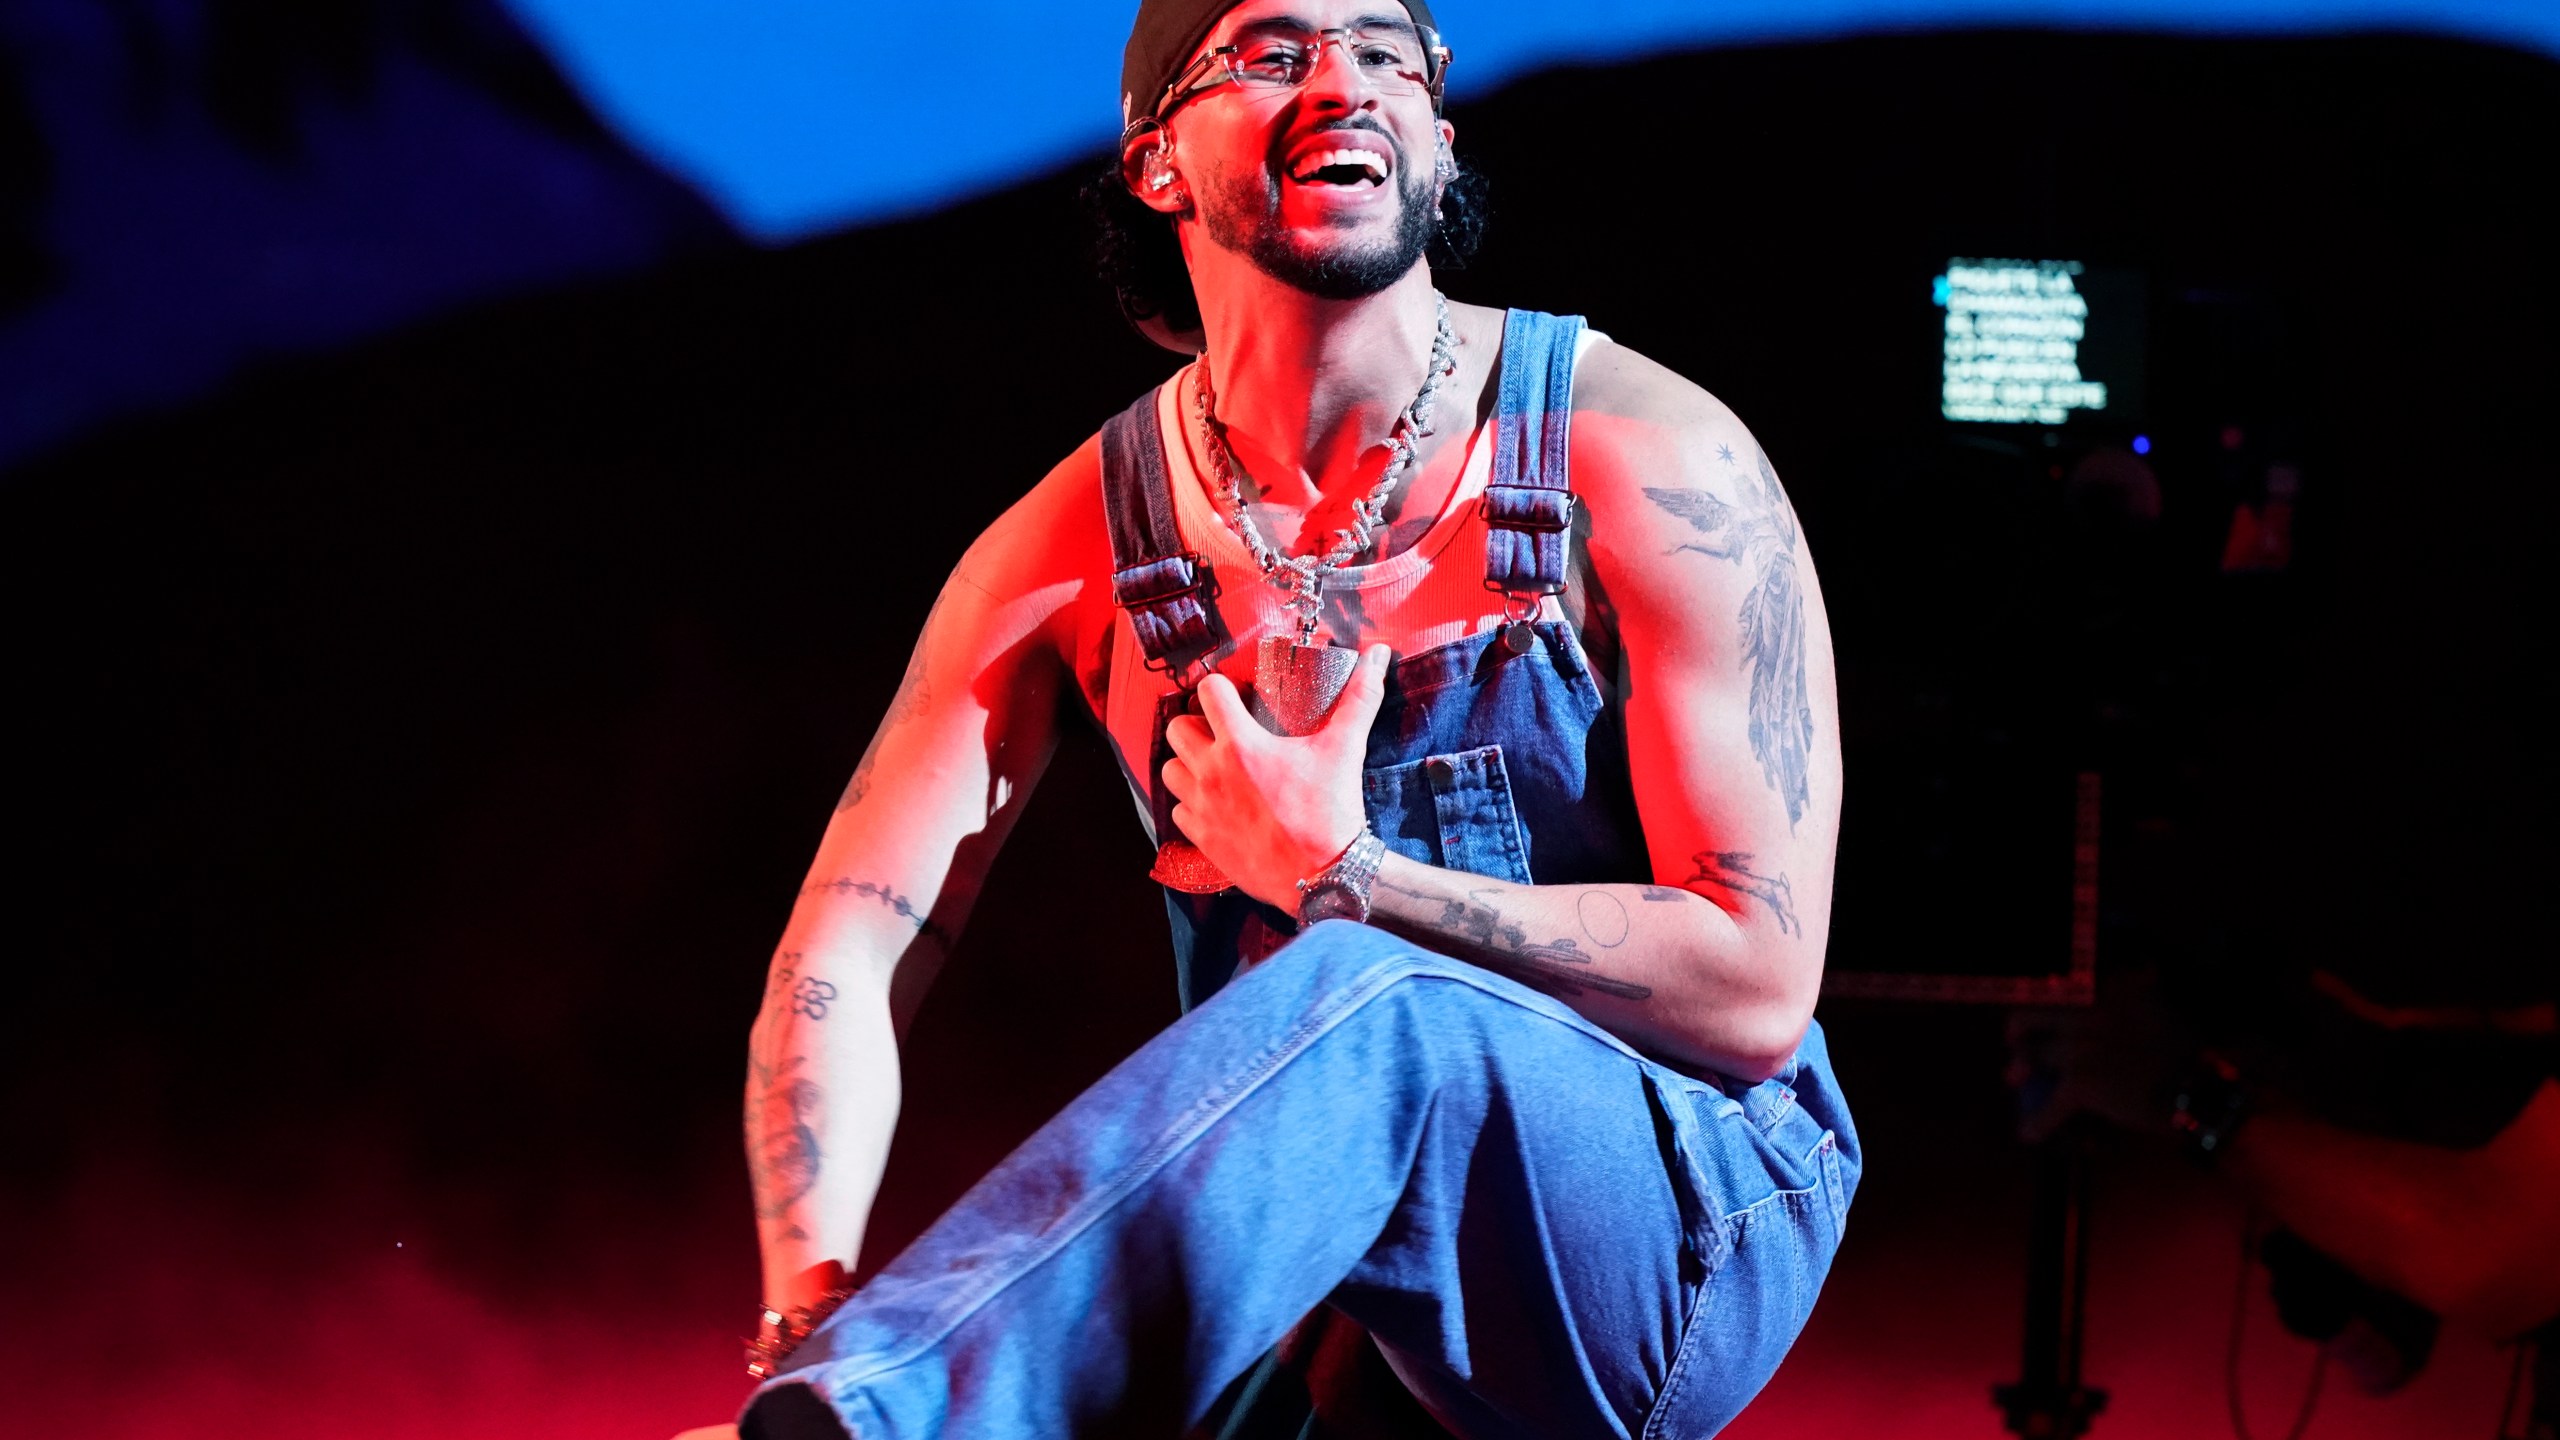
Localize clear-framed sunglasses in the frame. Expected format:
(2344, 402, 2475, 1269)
(1147, 21, 1450, 127)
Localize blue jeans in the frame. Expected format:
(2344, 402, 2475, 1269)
(745, 921, 1856, 1440)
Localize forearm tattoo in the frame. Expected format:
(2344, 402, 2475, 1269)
(766, 954, 844, 1031)
(746, 1052, 824, 1223)
(1376, 877, 1654, 1001)
(1643, 445, 1815, 830)
(1576, 890, 1630, 947)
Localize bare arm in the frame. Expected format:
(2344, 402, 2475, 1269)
(1357, 374, 1833, 1075)
(1364, 858, 1805, 1079)
(2222, 1079, 2560, 1336)
(1161, 346, 1838, 1081)
(745, 456, 1100, 1312)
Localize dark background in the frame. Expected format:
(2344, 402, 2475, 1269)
(2, 8, 2551, 1437)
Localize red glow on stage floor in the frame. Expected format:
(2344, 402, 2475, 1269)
(5, 1143, 2519, 1437)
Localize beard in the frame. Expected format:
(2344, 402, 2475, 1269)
(1202, 136, 1437, 300)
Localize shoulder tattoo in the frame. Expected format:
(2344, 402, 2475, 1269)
(1641, 447, 1814, 829)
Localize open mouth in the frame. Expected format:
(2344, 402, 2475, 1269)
(1285, 141, 1393, 188)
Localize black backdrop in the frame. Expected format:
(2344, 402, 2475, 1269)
(4, 28, 2552, 1433)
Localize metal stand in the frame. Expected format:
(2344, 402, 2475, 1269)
(1995, 1131, 2109, 1438)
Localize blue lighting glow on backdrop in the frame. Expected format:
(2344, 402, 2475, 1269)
(498, 0, 2560, 240)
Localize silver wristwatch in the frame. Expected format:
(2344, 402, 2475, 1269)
(1296, 828, 1387, 927)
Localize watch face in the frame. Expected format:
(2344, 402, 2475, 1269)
(1299, 883, 1366, 926)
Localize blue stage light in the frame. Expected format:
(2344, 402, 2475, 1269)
(2132, 435, 2152, 454)
(496, 0, 2560, 240)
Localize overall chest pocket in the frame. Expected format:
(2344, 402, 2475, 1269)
(1362, 743, 1536, 886)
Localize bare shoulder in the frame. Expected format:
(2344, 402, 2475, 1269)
(1566, 338, 1814, 599)
(1572, 337, 1740, 432)
(962, 432, 1113, 598)
(1565, 336, 1839, 842)
(949, 428, 1123, 708)
(1569, 339, 1763, 520)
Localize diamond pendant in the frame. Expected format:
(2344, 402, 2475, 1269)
(1148, 634, 1363, 896)
(1248, 634, 1361, 736)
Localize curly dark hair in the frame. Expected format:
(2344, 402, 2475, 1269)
(1081, 156, 1491, 342)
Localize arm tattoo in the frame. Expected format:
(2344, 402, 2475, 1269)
(1687, 850, 1800, 937)
(1638, 885, 1687, 902)
(1642, 446, 1815, 830)
(1476, 936, 1656, 1002)
(1576, 890, 1630, 947)
(1375, 878, 1654, 1001)
(803, 876, 948, 947)
(836, 591, 946, 812)
(836, 743, 880, 812)
(790, 976, 838, 1020)
(884, 589, 943, 728)
(766, 954, 802, 1020)
(745, 1053, 824, 1220)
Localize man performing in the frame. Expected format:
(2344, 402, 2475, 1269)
(736, 1, 1856, 1434)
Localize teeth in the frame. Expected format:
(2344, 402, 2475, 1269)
(1292, 147, 1389, 181)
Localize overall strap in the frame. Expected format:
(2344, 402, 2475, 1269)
(1099, 386, 1226, 681)
(1482, 308, 1588, 599)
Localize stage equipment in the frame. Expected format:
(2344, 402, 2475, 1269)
(1823, 260, 2166, 1427)
(1938, 259, 2147, 429)
(1995, 1125, 2110, 1440)
(2171, 1054, 2254, 1166)
(1816, 463, 2108, 1427)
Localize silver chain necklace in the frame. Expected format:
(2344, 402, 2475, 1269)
(1192, 291, 1459, 646)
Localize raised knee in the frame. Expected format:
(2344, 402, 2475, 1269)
(1235, 922, 1476, 1011)
(1263, 918, 1428, 971)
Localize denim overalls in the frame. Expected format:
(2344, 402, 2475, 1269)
(741, 312, 1859, 1440)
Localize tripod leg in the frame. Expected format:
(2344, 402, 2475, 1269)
(1995, 1130, 2109, 1439)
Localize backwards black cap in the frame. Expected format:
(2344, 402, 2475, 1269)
(1119, 0, 1443, 132)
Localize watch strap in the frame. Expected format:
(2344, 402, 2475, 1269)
(1296, 828, 1386, 926)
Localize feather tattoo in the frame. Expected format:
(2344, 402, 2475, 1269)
(1644, 449, 1815, 829)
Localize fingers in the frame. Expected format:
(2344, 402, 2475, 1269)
(1321, 644, 1393, 742)
(1195, 671, 1257, 738)
(1164, 713, 1212, 757)
(1160, 756, 1194, 800)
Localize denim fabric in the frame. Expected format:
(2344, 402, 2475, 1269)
(745, 924, 1858, 1440)
(1166, 323, 1647, 1007)
(742, 310, 1858, 1437)
(1171, 618, 1650, 1007)
(1360, 620, 1645, 890)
